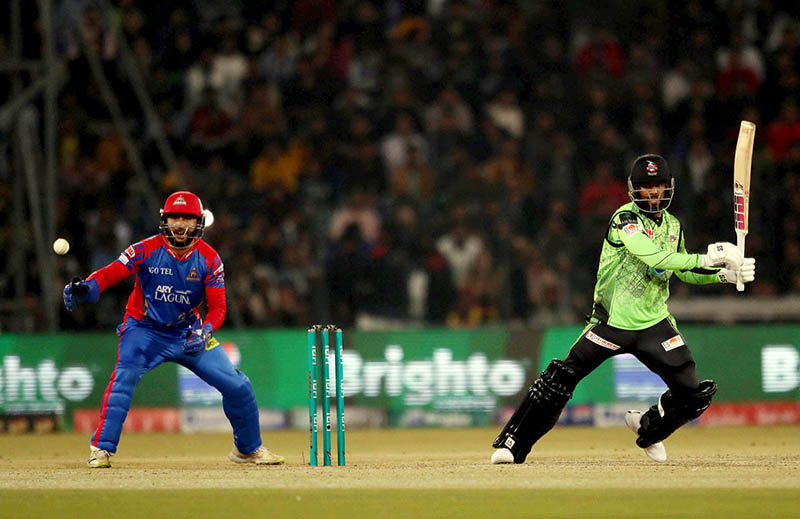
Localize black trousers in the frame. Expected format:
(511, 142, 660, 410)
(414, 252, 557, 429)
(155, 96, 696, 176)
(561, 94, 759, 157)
(563, 318, 699, 394)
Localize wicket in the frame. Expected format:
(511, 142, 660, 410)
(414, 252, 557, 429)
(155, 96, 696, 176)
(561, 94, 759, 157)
(307, 324, 345, 466)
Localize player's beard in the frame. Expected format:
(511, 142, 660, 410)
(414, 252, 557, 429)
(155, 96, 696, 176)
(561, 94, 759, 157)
(170, 226, 194, 250)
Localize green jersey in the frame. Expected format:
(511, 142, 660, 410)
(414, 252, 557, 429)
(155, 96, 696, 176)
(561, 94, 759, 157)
(591, 202, 719, 330)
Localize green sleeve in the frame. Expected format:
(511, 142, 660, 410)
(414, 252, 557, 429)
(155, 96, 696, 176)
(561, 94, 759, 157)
(673, 270, 720, 284)
(673, 230, 721, 285)
(614, 213, 702, 271)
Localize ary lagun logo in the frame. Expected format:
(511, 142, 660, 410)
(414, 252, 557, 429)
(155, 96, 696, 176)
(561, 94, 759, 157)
(0, 356, 94, 412)
(154, 284, 191, 304)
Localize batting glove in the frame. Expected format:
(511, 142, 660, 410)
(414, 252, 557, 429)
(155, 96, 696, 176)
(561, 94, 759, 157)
(700, 242, 743, 269)
(62, 278, 100, 312)
(184, 322, 214, 355)
(717, 257, 756, 285)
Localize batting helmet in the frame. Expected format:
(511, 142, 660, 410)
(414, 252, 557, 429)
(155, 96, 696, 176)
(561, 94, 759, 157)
(627, 154, 674, 213)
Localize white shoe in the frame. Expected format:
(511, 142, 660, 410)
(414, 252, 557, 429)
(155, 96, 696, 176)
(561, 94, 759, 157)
(87, 447, 112, 468)
(625, 410, 667, 463)
(229, 446, 285, 465)
(490, 448, 514, 464)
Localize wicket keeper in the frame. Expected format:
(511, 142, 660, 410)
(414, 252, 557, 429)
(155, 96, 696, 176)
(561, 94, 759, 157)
(63, 191, 285, 467)
(491, 155, 756, 464)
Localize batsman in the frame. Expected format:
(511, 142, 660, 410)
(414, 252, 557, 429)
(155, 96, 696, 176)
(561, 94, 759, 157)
(491, 155, 756, 464)
(63, 191, 285, 468)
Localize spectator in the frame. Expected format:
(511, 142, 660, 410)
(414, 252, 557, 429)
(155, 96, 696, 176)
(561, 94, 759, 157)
(389, 144, 436, 205)
(485, 90, 525, 139)
(425, 86, 474, 134)
(326, 223, 372, 327)
(765, 99, 800, 163)
(329, 189, 382, 244)
(250, 139, 307, 193)
(436, 217, 485, 291)
(381, 111, 428, 172)
(577, 161, 630, 219)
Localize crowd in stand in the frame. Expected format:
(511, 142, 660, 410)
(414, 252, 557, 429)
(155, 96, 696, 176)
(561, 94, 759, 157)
(3, 0, 800, 331)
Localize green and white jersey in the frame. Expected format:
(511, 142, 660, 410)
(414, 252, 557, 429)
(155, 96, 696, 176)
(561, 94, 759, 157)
(591, 202, 719, 330)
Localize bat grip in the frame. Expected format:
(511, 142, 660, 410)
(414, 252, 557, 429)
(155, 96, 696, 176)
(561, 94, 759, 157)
(735, 232, 746, 292)
(71, 276, 89, 297)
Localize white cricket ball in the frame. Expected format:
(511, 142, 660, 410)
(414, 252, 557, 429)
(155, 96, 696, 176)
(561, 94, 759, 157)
(53, 238, 70, 255)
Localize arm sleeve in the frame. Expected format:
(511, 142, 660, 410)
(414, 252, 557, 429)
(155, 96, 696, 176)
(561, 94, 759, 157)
(86, 260, 132, 293)
(204, 286, 226, 332)
(87, 242, 146, 292)
(203, 255, 226, 332)
(613, 212, 703, 271)
(674, 269, 721, 284)
(673, 230, 721, 284)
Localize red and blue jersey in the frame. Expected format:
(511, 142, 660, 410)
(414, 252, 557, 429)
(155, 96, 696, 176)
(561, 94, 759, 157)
(87, 235, 226, 332)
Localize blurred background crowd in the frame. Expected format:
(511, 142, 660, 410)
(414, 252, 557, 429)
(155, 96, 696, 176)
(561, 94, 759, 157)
(2, 0, 800, 331)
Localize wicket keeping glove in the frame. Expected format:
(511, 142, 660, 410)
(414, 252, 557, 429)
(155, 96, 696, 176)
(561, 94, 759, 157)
(700, 242, 743, 269)
(63, 277, 100, 312)
(717, 257, 756, 285)
(184, 322, 214, 355)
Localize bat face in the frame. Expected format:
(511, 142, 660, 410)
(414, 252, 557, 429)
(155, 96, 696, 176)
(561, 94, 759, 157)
(733, 121, 755, 233)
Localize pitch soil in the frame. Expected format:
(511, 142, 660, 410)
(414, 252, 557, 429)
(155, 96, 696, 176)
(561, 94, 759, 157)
(1, 426, 798, 491)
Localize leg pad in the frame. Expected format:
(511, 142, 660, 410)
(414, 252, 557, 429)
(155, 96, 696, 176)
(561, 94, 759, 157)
(492, 360, 578, 463)
(636, 379, 717, 448)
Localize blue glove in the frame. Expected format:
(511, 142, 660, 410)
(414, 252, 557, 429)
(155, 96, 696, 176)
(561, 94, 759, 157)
(63, 277, 100, 312)
(184, 322, 214, 355)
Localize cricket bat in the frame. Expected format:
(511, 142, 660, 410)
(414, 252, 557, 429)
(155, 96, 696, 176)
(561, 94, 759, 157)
(733, 121, 755, 292)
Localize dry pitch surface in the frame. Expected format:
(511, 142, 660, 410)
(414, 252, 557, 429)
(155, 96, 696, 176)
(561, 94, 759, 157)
(1, 426, 798, 518)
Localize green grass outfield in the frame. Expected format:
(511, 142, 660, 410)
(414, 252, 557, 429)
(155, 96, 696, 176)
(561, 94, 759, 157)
(6, 488, 799, 519)
(1, 426, 799, 519)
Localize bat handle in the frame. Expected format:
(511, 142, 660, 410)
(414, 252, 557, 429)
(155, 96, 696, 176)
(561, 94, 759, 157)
(735, 231, 746, 292)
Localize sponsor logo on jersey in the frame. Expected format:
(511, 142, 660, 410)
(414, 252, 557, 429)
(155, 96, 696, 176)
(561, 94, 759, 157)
(617, 211, 637, 225)
(118, 253, 129, 265)
(623, 223, 641, 237)
(586, 330, 621, 350)
(155, 285, 191, 304)
(148, 267, 173, 275)
(125, 246, 136, 258)
(661, 335, 685, 351)
(185, 266, 202, 282)
(644, 228, 654, 238)
(212, 263, 224, 283)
